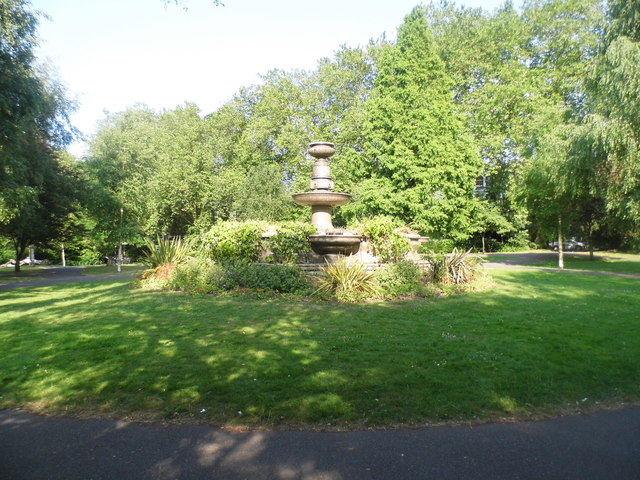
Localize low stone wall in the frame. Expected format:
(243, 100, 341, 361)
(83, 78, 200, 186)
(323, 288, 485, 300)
(293, 259, 432, 274)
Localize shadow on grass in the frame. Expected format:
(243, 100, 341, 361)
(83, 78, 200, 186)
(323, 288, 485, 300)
(0, 271, 639, 427)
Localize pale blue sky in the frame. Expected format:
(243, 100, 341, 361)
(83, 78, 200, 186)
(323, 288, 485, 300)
(30, 0, 520, 154)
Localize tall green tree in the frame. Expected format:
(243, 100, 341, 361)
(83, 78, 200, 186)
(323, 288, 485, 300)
(0, 0, 76, 270)
(584, 0, 640, 247)
(518, 0, 605, 259)
(341, 7, 481, 239)
(423, 0, 603, 248)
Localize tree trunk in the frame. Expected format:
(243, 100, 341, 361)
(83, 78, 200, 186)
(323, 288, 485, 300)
(13, 240, 27, 273)
(482, 235, 486, 254)
(558, 215, 564, 269)
(588, 223, 594, 261)
(117, 243, 123, 272)
(61, 244, 66, 267)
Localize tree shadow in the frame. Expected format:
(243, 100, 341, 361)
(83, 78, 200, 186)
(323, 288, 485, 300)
(2, 406, 639, 480)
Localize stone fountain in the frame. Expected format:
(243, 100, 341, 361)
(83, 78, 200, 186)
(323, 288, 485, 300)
(292, 142, 361, 258)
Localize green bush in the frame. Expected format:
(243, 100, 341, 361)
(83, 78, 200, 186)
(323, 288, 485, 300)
(222, 262, 310, 293)
(77, 249, 103, 266)
(202, 221, 267, 263)
(498, 231, 534, 252)
(0, 240, 13, 263)
(376, 259, 424, 299)
(167, 259, 309, 295)
(358, 216, 410, 263)
(167, 257, 226, 294)
(315, 257, 381, 303)
(268, 222, 316, 264)
(420, 238, 456, 254)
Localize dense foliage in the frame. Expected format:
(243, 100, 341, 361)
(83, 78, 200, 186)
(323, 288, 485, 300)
(4, 0, 640, 262)
(201, 220, 267, 263)
(0, 0, 78, 269)
(356, 216, 410, 263)
(375, 259, 424, 299)
(267, 222, 316, 264)
(340, 7, 482, 240)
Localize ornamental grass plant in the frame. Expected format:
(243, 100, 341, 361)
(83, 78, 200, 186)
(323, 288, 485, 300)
(314, 256, 382, 302)
(140, 236, 194, 289)
(143, 236, 193, 269)
(424, 248, 482, 285)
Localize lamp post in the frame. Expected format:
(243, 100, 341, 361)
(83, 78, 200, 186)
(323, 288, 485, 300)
(117, 207, 123, 272)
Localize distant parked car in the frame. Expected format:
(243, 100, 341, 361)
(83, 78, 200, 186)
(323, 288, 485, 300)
(549, 239, 587, 251)
(1, 258, 44, 267)
(20, 257, 45, 265)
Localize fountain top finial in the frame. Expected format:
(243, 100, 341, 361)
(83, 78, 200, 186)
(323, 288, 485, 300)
(308, 142, 335, 159)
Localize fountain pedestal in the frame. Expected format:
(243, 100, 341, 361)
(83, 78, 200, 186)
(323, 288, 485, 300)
(292, 142, 361, 257)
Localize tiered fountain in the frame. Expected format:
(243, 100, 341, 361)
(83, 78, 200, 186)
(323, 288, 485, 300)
(292, 142, 361, 259)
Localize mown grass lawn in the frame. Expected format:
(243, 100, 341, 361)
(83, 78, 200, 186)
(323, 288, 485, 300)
(0, 269, 638, 428)
(541, 253, 640, 274)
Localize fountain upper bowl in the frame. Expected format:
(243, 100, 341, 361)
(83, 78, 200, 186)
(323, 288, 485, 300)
(292, 191, 352, 206)
(308, 142, 335, 159)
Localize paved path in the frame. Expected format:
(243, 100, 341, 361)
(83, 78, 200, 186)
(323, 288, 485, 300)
(0, 266, 136, 291)
(1, 407, 639, 480)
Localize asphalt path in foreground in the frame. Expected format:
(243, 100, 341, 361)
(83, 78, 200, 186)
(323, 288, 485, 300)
(1, 407, 639, 480)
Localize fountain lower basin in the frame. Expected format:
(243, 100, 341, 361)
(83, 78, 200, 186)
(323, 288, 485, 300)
(309, 234, 361, 256)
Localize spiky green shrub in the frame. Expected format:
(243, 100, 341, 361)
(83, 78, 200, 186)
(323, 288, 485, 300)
(315, 257, 381, 303)
(202, 221, 267, 263)
(143, 236, 192, 268)
(424, 248, 481, 285)
(376, 259, 424, 299)
(268, 222, 316, 264)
